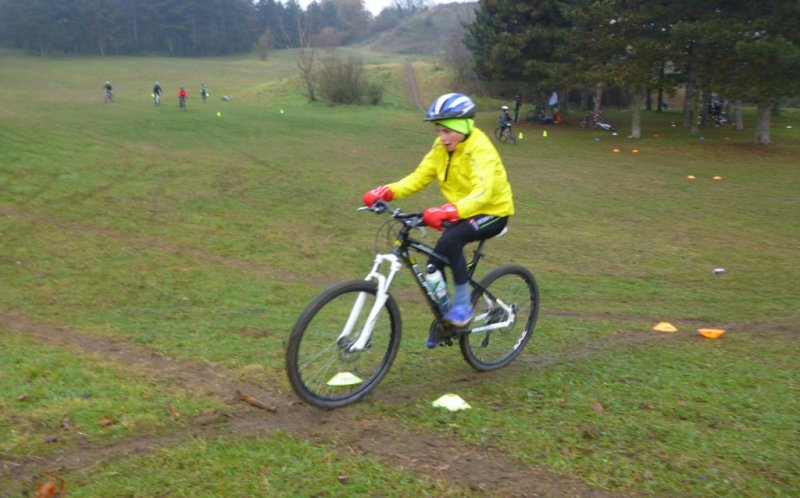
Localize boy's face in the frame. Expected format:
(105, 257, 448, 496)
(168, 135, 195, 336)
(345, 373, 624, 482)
(435, 125, 465, 152)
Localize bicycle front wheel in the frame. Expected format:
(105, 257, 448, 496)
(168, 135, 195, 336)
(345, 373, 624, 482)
(286, 280, 402, 409)
(504, 128, 517, 145)
(460, 264, 539, 371)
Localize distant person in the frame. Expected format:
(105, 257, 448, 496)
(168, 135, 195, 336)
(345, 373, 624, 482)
(513, 94, 522, 122)
(152, 81, 162, 106)
(178, 86, 187, 110)
(200, 83, 208, 103)
(103, 81, 113, 103)
(548, 90, 561, 123)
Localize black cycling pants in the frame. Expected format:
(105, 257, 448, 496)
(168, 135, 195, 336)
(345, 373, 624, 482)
(428, 215, 509, 285)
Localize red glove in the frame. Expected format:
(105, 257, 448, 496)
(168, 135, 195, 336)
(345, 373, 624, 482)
(362, 185, 394, 206)
(423, 203, 459, 231)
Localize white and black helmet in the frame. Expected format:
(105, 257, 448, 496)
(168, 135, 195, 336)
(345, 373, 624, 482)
(424, 93, 476, 121)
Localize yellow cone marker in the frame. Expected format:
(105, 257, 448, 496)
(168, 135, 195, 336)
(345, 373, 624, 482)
(698, 328, 726, 339)
(653, 322, 678, 333)
(216, 111, 221, 117)
(543, 130, 548, 137)
(518, 132, 523, 140)
(432, 394, 471, 411)
(280, 109, 285, 114)
(327, 372, 363, 386)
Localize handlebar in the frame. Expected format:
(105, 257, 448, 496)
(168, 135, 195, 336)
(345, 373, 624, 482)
(358, 200, 426, 228)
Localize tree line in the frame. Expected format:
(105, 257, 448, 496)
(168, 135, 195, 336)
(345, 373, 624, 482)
(465, 0, 800, 144)
(0, 0, 428, 57)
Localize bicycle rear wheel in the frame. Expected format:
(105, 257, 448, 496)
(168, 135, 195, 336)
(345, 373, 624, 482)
(460, 264, 539, 371)
(286, 280, 402, 409)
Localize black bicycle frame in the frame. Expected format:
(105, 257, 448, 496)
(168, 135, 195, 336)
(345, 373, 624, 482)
(391, 223, 492, 320)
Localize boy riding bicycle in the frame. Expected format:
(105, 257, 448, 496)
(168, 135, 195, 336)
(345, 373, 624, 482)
(363, 93, 515, 347)
(499, 105, 512, 130)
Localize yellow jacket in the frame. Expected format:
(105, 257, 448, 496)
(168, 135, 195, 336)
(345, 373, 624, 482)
(387, 127, 514, 219)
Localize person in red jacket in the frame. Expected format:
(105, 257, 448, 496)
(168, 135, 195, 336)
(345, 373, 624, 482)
(362, 93, 515, 347)
(178, 87, 187, 110)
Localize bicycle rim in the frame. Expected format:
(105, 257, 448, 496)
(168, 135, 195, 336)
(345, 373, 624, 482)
(286, 280, 401, 409)
(460, 264, 539, 371)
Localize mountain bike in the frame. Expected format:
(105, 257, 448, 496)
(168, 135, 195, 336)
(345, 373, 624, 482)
(526, 106, 556, 124)
(286, 200, 539, 409)
(494, 122, 517, 145)
(153, 92, 161, 106)
(104, 89, 114, 103)
(580, 112, 615, 132)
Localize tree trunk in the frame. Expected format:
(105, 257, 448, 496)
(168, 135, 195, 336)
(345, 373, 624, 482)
(754, 103, 771, 145)
(683, 44, 694, 128)
(657, 62, 665, 113)
(631, 87, 643, 139)
(690, 92, 700, 135)
(593, 82, 604, 114)
(580, 88, 590, 110)
(734, 100, 744, 131)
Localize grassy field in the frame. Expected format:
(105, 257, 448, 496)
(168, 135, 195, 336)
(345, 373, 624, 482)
(1, 49, 798, 497)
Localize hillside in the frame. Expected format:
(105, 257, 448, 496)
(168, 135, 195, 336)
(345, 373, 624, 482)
(365, 2, 478, 55)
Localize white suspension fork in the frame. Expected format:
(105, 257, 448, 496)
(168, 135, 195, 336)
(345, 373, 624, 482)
(339, 252, 403, 352)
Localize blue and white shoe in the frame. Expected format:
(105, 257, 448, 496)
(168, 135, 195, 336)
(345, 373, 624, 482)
(443, 303, 474, 328)
(426, 329, 443, 349)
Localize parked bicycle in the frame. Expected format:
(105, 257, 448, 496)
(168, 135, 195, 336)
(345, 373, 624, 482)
(526, 106, 558, 124)
(286, 200, 540, 409)
(580, 112, 615, 132)
(494, 121, 517, 145)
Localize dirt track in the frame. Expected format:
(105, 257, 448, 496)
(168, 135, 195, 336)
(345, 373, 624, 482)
(2, 309, 638, 497)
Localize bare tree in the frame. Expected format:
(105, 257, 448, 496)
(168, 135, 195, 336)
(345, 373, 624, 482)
(276, 12, 318, 102)
(254, 29, 276, 61)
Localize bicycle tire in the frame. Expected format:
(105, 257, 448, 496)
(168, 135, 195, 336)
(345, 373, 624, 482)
(286, 279, 402, 409)
(459, 264, 539, 371)
(494, 127, 503, 140)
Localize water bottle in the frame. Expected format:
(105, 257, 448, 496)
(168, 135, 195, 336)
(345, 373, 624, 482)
(425, 264, 450, 311)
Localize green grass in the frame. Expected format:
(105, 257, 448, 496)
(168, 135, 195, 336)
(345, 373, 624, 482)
(1, 51, 798, 496)
(0, 330, 224, 458)
(65, 432, 475, 497)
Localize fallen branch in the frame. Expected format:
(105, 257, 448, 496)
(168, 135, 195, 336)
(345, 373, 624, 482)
(236, 390, 277, 413)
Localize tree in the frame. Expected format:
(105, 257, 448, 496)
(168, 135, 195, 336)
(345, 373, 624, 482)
(466, 0, 574, 101)
(565, 0, 673, 138)
(714, 1, 800, 145)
